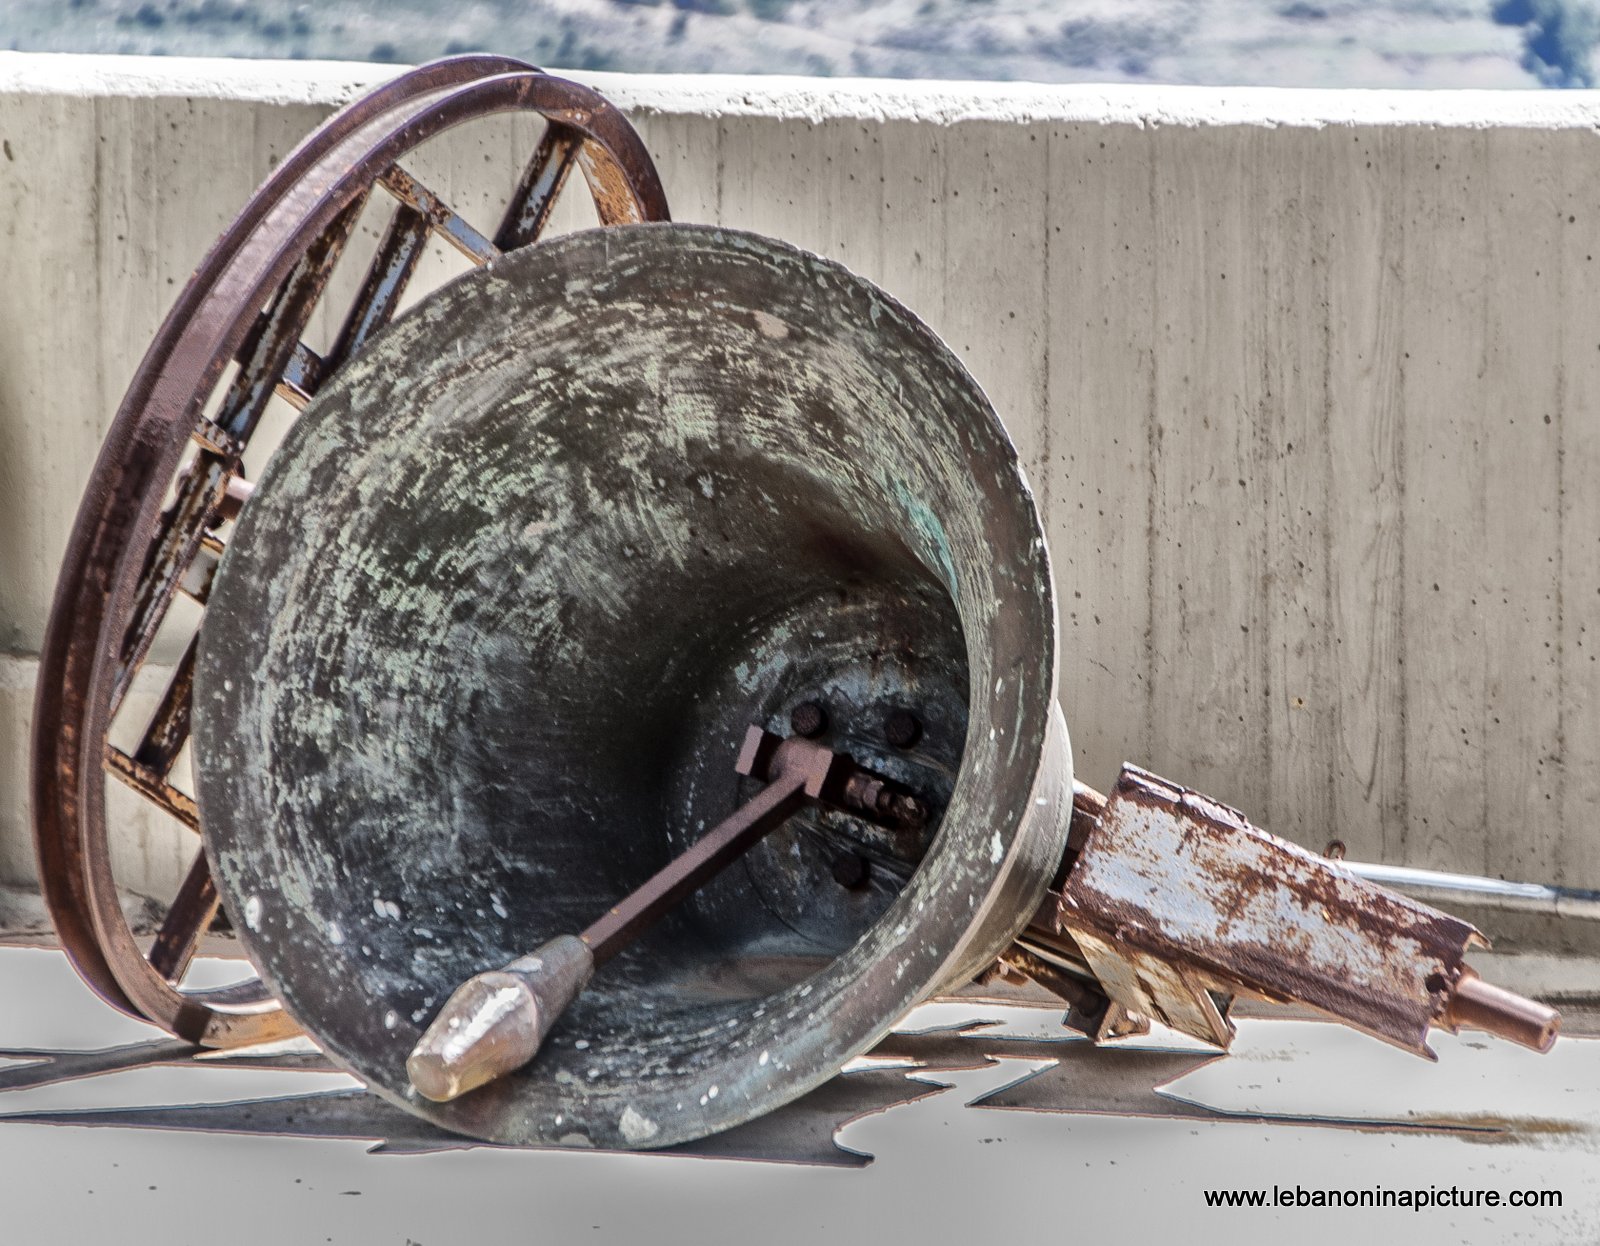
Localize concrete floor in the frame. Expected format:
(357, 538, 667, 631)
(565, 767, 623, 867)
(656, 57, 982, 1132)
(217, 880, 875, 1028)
(0, 945, 1596, 1245)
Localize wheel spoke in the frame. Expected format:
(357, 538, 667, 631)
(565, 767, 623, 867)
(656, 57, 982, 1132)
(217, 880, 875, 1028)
(234, 309, 327, 411)
(276, 336, 327, 411)
(111, 194, 369, 713)
(109, 454, 228, 719)
(211, 192, 370, 441)
(147, 851, 221, 983)
(212, 187, 368, 441)
(132, 630, 196, 777)
(327, 201, 432, 368)
(575, 139, 655, 226)
(496, 124, 583, 251)
(379, 165, 501, 266)
(105, 744, 199, 831)
(177, 533, 225, 605)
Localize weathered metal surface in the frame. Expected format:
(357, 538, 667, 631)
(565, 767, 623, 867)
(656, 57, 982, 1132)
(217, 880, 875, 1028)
(579, 732, 820, 961)
(328, 202, 432, 366)
(1054, 765, 1484, 1057)
(30, 56, 671, 1048)
(378, 165, 501, 265)
(192, 223, 1067, 1149)
(496, 125, 583, 251)
(789, 701, 828, 739)
(997, 943, 1131, 1041)
(883, 709, 923, 750)
(112, 194, 372, 719)
(103, 746, 199, 831)
(145, 852, 221, 983)
(130, 631, 197, 776)
(409, 935, 599, 1104)
(176, 536, 224, 604)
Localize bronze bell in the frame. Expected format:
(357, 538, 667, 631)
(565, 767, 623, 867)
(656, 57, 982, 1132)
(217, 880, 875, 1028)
(193, 223, 1072, 1150)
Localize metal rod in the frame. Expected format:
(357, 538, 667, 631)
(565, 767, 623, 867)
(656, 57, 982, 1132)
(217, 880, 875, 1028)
(379, 165, 502, 265)
(495, 125, 582, 250)
(1341, 860, 1600, 922)
(580, 769, 810, 962)
(327, 201, 432, 367)
(1003, 943, 1110, 1020)
(406, 750, 819, 1102)
(1441, 966, 1559, 1052)
(146, 851, 220, 983)
(132, 631, 198, 775)
(407, 727, 925, 1102)
(104, 745, 199, 831)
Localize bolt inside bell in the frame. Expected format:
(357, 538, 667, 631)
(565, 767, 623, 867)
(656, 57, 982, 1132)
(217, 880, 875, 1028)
(192, 223, 1070, 1150)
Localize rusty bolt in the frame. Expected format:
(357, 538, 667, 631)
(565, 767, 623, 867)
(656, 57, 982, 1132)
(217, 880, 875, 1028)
(884, 708, 922, 749)
(842, 772, 929, 830)
(790, 701, 828, 739)
(831, 853, 870, 890)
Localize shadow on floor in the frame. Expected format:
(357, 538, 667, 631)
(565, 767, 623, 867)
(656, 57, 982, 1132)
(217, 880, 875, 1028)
(0, 1009, 1504, 1166)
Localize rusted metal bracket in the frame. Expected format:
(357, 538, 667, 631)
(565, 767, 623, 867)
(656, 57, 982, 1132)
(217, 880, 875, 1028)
(1018, 765, 1557, 1058)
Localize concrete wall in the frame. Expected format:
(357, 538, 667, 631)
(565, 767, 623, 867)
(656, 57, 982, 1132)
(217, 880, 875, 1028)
(5, 53, 1600, 952)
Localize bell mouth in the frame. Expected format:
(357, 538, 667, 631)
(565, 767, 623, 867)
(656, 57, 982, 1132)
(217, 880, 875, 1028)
(194, 223, 1065, 1149)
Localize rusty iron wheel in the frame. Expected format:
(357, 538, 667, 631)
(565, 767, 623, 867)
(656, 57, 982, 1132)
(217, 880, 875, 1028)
(30, 55, 671, 1048)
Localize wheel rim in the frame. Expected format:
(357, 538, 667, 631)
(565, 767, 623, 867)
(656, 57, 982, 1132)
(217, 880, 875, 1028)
(31, 58, 671, 1047)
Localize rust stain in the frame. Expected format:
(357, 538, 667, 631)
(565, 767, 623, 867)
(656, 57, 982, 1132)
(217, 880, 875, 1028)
(1055, 764, 1482, 1056)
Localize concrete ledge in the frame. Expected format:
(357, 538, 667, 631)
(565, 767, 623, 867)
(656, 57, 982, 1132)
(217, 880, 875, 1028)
(0, 50, 388, 106)
(9, 51, 1600, 127)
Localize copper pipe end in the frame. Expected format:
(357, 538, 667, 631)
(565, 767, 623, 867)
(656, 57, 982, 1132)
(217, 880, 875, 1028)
(1441, 966, 1560, 1054)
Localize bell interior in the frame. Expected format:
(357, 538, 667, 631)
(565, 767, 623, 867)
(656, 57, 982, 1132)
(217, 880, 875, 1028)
(356, 429, 976, 1020)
